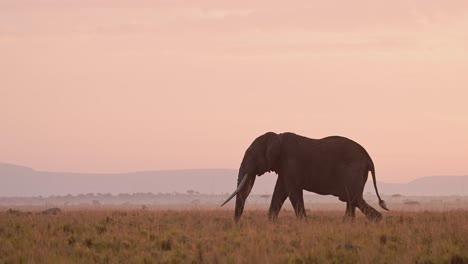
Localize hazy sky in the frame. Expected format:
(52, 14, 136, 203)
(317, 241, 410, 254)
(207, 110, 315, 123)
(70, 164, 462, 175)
(1, 0, 467, 182)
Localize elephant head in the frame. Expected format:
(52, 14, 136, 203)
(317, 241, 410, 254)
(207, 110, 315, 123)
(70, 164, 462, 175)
(221, 132, 281, 221)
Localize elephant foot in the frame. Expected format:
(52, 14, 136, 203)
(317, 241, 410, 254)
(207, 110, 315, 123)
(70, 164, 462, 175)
(268, 208, 281, 222)
(371, 212, 383, 222)
(268, 215, 279, 222)
(357, 199, 383, 222)
(363, 211, 382, 222)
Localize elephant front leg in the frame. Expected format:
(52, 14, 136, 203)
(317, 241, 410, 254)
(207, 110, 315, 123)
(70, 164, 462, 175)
(344, 202, 356, 221)
(289, 189, 306, 219)
(268, 177, 288, 221)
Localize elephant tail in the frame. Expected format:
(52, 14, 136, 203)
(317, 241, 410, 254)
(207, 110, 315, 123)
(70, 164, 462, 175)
(369, 161, 389, 211)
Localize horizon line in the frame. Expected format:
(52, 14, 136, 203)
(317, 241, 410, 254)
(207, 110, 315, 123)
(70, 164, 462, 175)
(1, 162, 467, 185)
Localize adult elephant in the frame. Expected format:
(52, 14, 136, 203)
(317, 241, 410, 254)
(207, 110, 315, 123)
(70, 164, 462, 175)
(221, 132, 388, 222)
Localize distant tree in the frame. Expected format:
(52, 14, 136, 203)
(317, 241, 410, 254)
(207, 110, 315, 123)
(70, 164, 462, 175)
(261, 194, 270, 203)
(403, 200, 420, 205)
(186, 189, 198, 195)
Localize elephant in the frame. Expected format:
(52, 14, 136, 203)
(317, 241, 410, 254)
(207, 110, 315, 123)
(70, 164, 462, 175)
(221, 132, 388, 222)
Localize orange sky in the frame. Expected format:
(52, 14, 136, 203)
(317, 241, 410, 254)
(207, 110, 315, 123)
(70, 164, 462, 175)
(1, 0, 467, 182)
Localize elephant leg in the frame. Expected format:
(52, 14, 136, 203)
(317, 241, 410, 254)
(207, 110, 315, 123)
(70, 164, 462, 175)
(268, 177, 288, 221)
(344, 202, 356, 221)
(357, 199, 382, 221)
(289, 190, 306, 219)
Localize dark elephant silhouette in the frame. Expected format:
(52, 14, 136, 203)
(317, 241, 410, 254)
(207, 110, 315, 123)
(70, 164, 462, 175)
(221, 132, 388, 221)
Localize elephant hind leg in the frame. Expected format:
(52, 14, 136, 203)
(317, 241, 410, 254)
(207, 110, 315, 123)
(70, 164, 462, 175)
(357, 199, 382, 222)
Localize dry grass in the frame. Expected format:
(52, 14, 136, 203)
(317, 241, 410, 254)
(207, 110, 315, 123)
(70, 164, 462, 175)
(1, 209, 467, 263)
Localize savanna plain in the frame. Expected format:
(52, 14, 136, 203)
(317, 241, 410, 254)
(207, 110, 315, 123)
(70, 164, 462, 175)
(1, 205, 468, 264)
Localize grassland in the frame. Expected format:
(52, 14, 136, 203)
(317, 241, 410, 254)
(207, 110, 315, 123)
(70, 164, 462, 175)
(1, 209, 467, 263)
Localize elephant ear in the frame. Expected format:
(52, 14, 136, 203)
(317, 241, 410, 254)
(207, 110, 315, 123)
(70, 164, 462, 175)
(265, 133, 281, 171)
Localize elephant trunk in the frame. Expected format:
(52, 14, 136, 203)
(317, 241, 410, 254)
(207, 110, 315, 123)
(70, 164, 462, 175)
(234, 172, 256, 222)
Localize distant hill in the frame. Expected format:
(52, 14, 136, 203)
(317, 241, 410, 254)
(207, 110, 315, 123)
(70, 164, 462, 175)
(0, 163, 250, 196)
(364, 175, 468, 196)
(1, 163, 467, 196)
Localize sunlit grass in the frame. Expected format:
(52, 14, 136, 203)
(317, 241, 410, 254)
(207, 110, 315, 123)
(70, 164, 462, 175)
(0, 209, 467, 263)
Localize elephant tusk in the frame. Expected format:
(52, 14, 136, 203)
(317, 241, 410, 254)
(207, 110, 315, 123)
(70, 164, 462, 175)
(220, 174, 249, 207)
